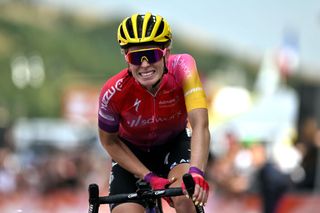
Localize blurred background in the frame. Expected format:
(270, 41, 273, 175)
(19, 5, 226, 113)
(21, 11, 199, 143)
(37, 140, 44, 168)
(1, 0, 320, 212)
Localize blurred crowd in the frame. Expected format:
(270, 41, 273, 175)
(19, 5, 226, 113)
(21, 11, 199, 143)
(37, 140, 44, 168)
(0, 125, 111, 212)
(205, 116, 320, 213)
(0, 115, 320, 212)
(1, 135, 89, 193)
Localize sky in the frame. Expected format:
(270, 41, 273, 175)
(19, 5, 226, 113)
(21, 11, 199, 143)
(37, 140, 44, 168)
(40, 0, 320, 76)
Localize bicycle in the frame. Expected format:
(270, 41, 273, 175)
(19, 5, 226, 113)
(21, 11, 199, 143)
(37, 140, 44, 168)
(88, 173, 205, 213)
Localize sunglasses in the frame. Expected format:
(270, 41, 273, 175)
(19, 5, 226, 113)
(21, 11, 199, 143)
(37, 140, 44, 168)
(125, 48, 166, 66)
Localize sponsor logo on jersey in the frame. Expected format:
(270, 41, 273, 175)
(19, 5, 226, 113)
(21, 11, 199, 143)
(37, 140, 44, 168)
(159, 98, 176, 106)
(172, 55, 191, 77)
(184, 87, 203, 97)
(101, 78, 124, 109)
(164, 152, 170, 165)
(170, 159, 190, 170)
(98, 111, 115, 121)
(109, 172, 114, 185)
(127, 111, 182, 127)
(133, 98, 141, 112)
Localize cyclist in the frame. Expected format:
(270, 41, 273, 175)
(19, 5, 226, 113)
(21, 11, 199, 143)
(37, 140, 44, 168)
(98, 12, 210, 213)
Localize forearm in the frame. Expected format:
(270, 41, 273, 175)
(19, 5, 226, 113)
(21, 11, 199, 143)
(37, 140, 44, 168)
(190, 126, 210, 172)
(99, 130, 150, 179)
(188, 108, 211, 172)
(187, 112, 211, 205)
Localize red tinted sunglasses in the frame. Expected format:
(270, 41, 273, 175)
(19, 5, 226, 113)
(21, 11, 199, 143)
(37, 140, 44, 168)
(125, 48, 166, 65)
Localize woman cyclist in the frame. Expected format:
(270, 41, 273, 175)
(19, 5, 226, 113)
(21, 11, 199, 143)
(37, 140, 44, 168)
(98, 12, 210, 213)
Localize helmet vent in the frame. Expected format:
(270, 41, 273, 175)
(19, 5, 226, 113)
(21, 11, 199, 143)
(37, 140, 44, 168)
(117, 13, 171, 48)
(137, 15, 143, 38)
(156, 20, 164, 37)
(146, 16, 156, 37)
(119, 26, 126, 40)
(126, 18, 134, 38)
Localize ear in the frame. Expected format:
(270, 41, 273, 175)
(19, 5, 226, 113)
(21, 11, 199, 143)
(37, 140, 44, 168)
(124, 55, 129, 63)
(121, 48, 129, 62)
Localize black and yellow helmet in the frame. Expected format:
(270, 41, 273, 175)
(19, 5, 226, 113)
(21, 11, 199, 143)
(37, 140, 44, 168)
(117, 12, 172, 49)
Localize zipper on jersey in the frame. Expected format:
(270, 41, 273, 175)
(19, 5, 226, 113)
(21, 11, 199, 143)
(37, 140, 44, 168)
(150, 96, 157, 148)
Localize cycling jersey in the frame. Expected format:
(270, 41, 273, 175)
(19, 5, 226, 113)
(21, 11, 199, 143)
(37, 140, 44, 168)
(98, 54, 207, 150)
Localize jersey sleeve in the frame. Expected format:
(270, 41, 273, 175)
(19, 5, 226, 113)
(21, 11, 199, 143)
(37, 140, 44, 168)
(174, 54, 208, 112)
(98, 84, 120, 133)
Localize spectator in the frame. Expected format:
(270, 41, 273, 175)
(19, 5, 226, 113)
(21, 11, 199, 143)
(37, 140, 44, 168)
(294, 117, 320, 190)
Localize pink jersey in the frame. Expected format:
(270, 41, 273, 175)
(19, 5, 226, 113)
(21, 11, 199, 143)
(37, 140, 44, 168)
(98, 54, 207, 150)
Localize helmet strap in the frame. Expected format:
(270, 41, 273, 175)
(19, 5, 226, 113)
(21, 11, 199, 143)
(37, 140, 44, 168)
(163, 57, 168, 74)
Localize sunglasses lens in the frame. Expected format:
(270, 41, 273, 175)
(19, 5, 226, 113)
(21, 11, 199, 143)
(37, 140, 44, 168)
(127, 49, 164, 65)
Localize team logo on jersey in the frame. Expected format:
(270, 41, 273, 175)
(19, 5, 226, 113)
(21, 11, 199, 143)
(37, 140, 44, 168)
(133, 98, 141, 112)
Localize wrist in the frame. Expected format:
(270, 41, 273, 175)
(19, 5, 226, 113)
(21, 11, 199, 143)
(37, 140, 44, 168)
(144, 171, 155, 182)
(189, 166, 204, 177)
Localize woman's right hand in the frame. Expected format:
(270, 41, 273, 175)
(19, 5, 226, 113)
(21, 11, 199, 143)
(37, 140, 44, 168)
(144, 172, 176, 190)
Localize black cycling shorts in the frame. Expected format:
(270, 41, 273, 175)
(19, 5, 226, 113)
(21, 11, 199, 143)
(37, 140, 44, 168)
(108, 129, 191, 210)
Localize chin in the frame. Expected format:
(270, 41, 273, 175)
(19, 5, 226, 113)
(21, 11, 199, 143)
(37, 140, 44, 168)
(138, 76, 157, 84)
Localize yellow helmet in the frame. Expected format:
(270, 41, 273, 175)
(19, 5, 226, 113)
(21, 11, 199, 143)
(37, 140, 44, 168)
(117, 12, 172, 48)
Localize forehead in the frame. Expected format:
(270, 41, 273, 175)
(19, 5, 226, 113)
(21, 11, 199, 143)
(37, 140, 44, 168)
(128, 45, 160, 52)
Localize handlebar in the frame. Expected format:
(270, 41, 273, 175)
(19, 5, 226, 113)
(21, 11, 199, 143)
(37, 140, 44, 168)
(88, 173, 205, 213)
(183, 174, 205, 213)
(96, 187, 183, 204)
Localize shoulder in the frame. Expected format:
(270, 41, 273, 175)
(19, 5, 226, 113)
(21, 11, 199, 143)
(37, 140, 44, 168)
(168, 53, 196, 69)
(167, 54, 198, 82)
(100, 69, 130, 93)
(99, 68, 133, 104)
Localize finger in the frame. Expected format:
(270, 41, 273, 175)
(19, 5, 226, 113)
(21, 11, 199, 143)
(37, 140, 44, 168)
(165, 178, 174, 188)
(196, 178, 207, 202)
(170, 176, 177, 183)
(194, 185, 204, 206)
(192, 183, 200, 202)
(200, 187, 207, 206)
(204, 183, 209, 203)
(194, 177, 202, 198)
(195, 181, 208, 205)
(203, 189, 209, 205)
(197, 182, 208, 205)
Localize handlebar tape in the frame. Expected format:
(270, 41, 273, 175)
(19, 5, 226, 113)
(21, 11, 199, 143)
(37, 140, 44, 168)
(88, 184, 100, 213)
(182, 174, 206, 213)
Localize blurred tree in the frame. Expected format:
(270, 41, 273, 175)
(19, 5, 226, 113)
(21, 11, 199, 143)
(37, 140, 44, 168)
(0, 1, 258, 121)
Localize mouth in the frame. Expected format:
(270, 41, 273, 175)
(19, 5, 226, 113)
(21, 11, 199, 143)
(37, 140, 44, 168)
(138, 70, 155, 78)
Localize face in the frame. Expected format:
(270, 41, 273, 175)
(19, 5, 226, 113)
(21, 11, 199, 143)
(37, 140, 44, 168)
(125, 45, 170, 90)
